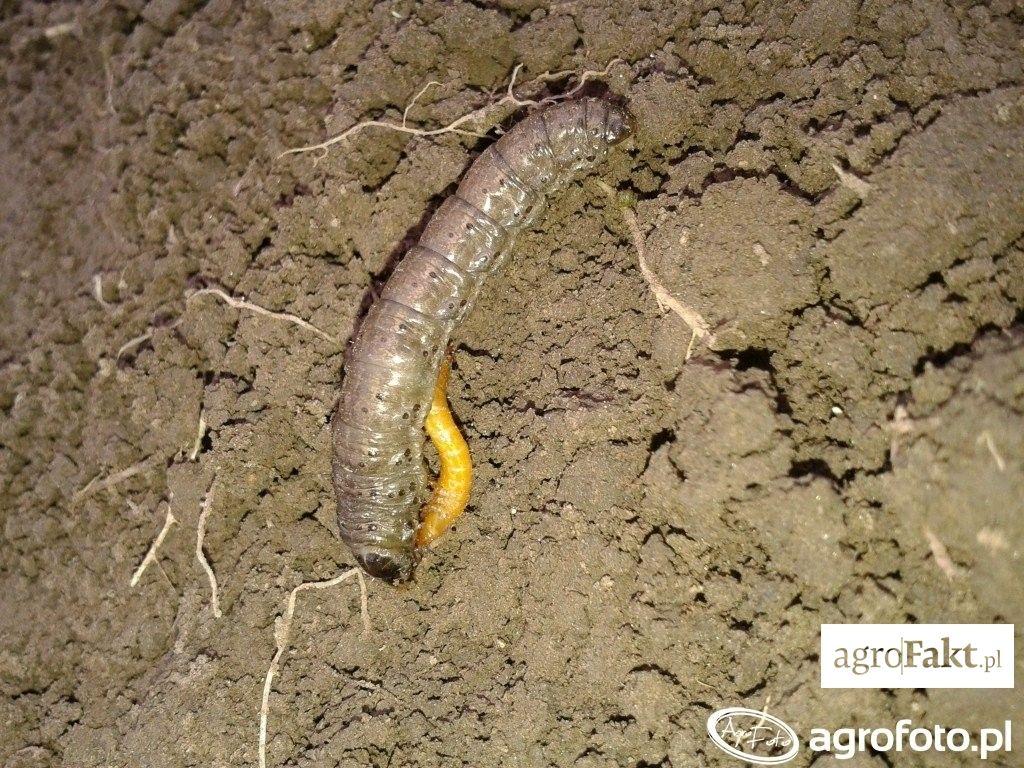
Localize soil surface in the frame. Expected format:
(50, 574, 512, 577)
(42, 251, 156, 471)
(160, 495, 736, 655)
(2, 1, 1022, 767)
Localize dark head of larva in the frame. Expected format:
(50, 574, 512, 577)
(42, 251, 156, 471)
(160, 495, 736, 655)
(604, 103, 635, 146)
(355, 546, 417, 584)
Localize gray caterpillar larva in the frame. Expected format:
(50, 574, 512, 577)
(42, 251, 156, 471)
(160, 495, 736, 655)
(333, 97, 633, 582)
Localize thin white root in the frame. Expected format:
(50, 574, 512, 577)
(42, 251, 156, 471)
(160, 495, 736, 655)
(976, 431, 1006, 472)
(976, 526, 1009, 554)
(832, 163, 871, 199)
(887, 404, 914, 459)
(92, 274, 112, 310)
(43, 21, 77, 39)
(101, 46, 116, 116)
(279, 58, 625, 159)
(596, 180, 712, 358)
(188, 287, 338, 345)
(924, 526, 962, 580)
(355, 569, 370, 635)
(115, 316, 188, 359)
(258, 568, 371, 768)
(130, 500, 177, 587)
(74, 458, 154, 504)
(684, 328, 699, 360)
(403, 80, 443, 127)
(189, 410, 207, 462)
(534, 58, 625, 104)
(755, 694, 773, 728)
(116, 330, 154, 359)
(196, 481, 222, 618)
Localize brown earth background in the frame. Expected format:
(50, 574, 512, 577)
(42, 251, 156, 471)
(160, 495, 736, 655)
(1, 0, 1023, 766)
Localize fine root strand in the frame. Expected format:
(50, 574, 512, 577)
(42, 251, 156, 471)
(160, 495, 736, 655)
(258, 568, 371, 768)
(278, 58, 625, 159)
(832, 162, 871, 198)
(43, 21, 77, 39)
(189, 409, 207, 462)
(923, 526, 962, 580)
(196, 480, 222, 618)
(532, 58, 625, 103)
(101, 45, 116, 115)
(130, 499, 177, 587)
(92, 274, 112, 311)
(976, 430, 1006, 472)
(115, 317, 184, 360)
(74, 458, 155, 504)
(403, 80, 443, 127)
(116, 330, 154, 360)
(188, 287, 339, 345)
(596, 180, 712, 357)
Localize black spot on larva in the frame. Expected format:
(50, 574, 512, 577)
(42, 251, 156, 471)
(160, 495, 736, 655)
(333, 99, 633, 583)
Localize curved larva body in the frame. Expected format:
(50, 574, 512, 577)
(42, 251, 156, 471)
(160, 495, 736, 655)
(333, 98, 633, 582)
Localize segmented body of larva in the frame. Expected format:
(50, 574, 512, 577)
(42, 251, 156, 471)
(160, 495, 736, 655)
(332, 97, 633, 582)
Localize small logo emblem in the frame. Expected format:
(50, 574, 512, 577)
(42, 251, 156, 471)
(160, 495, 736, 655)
(707, 707, 800, 765)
